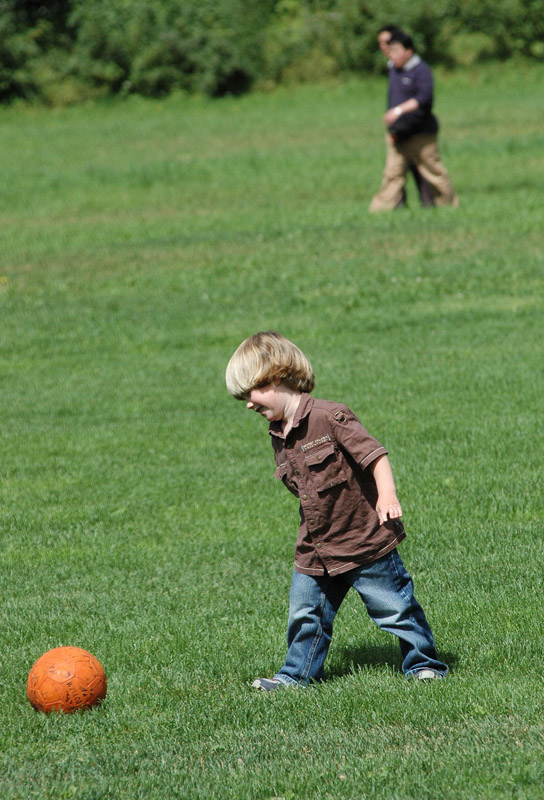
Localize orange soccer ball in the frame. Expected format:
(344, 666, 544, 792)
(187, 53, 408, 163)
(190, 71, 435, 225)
(27, 646, 107, 713)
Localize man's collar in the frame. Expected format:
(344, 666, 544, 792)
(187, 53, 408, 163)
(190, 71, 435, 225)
(401, 54, 421, 71)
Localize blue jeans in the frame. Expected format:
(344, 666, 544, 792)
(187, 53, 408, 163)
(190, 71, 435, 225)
(274, 549, 448, 685)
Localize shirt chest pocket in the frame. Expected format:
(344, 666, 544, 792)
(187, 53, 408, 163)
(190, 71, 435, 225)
(304, 443, 347, 492)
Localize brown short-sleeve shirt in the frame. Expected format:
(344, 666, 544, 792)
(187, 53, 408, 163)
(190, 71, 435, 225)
(269, 394, 405, 576)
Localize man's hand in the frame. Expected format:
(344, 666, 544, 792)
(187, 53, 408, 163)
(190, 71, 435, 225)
(384, 106, 402, 126)
(383, 98, 419, 127)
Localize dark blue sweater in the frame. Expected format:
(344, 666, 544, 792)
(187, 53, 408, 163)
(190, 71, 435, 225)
(388, 55, 439, 139)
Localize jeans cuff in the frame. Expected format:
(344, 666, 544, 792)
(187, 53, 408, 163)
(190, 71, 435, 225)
(273, 673, 300, 687)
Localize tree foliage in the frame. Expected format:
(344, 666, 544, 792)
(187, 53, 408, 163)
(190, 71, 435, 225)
(1, 0, 543, 104)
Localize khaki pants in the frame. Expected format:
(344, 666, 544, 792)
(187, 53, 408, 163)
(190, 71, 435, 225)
(370, 133, 458, 212)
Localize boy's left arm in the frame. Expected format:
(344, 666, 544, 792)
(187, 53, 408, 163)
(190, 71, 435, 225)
(370, 454, 403, 525)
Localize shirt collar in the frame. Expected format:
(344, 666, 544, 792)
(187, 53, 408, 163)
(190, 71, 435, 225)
(401, 54, 421, 72)
(269, 393, 313, 439)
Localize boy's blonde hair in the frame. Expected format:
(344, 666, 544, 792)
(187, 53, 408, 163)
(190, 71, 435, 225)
(226, 331, 315, 399)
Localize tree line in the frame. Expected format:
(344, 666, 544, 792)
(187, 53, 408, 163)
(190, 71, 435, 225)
(1, 0, 543, 105)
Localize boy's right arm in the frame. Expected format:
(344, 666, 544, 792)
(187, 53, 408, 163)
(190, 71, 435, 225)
(370, 454, 403, 525)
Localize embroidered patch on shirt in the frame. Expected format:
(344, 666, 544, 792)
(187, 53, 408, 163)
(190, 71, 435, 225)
(300, 434, 331, 452)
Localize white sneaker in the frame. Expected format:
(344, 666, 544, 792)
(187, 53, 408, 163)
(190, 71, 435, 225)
(251, 677, 285, 691)
(414, 669, 439, 680)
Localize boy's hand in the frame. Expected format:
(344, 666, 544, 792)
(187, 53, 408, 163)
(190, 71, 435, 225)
(376, 498, 403, 526)
(371, 455, 403, 525)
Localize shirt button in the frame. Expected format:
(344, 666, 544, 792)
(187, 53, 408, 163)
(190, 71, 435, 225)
(302, 494, 308, 500)
(316, 543, 322, 549)
(295, 469, 300, 476)
(309, 519, 315, 525)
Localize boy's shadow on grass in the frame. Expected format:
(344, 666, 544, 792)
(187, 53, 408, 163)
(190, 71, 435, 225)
(327, 643, 458, 679)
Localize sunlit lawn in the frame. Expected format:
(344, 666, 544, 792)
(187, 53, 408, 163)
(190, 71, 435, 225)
(1, 61, 543, 799)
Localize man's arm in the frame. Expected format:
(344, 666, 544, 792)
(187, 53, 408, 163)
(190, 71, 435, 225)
(384, 97, 419, 126)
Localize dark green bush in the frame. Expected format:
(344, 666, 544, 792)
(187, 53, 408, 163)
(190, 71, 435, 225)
(261, 0, 344, 84)
(1, 0, 544, 104)
(69, 0, 271, 97)
(0, 12, 36, 100)
(0, 1, 74, 102)
(450, 0, 544, 59)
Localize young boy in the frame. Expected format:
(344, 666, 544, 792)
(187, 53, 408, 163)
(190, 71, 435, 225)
(226, 331, 448, 690)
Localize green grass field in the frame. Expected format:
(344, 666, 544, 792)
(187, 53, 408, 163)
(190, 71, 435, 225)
(1, 61, 543, 799)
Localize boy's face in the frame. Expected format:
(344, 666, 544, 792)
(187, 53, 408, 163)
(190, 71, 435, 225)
(246, 384, 287, 423)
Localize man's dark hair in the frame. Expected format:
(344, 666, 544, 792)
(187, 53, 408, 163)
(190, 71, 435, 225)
(388, 31, 414, 50)
(378, 24, 401, 35)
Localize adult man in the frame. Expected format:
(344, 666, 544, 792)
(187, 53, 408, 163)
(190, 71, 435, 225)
(370, 31, 458, 212)
(376, 25, 435, 208)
